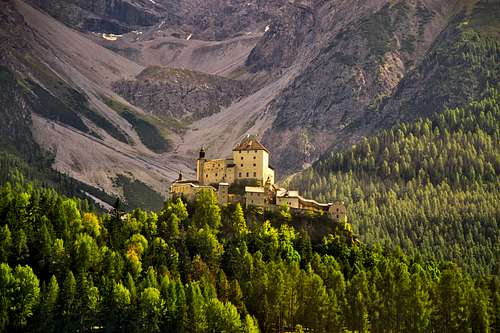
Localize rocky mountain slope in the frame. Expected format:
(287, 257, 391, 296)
(0, 0, 498, 208)
(112, 66, 247, 120)
(259, 0, 499, 172)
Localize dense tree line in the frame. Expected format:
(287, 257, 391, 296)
(289, 90, 499, 275)
(0, 179, 498, 332)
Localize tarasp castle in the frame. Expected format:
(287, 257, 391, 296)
(169, 135, 347, 221)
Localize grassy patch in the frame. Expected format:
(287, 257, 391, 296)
(64, 89, 130, 143)
(121, 111, 171, 153)
(28, 81, 90, 133)
(101, 96, 174, 153)
(21, 54, 130, 143)
(114, 174, 165, 211)
(25, 80, 130, 143)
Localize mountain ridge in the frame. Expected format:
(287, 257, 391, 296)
(0, 0, 498, 209)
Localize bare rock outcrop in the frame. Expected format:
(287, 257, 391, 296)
(112, 66, 247, 120)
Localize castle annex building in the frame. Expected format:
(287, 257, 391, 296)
(169, 135, 346, 220)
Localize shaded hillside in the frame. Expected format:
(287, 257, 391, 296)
(0, 66, 37, 159)
(26, 0, 288, 40)
(0, 0, 179, 208)
(288, 91, 500, 275)
(26, 0, 176, 34)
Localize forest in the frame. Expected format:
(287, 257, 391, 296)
(0, 91, 498, 333)
(0, 176, 498, 332)
(289, 89, 499, 276)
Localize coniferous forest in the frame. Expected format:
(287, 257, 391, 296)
(0, 150, 499, 332)
(0, 1, 499, 332)
(0, 95, 498, 333)
(289, 89, 500, 276)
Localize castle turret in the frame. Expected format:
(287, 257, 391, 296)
(196, 147, 206, 184)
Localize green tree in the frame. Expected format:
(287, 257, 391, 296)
(11, 265, 41, 329)
(37, 275, 60, 333)
(61, 271, 78, 331)
(186, 282, 207, 333)
(0, 263, 15, 331)
(205, 298, 243, 332)
(0, 224, 12, 263)
(193, 190, 222, 230)
(138, 287, 165, 333)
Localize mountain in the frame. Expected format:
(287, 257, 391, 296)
(0, 0, 498, 209)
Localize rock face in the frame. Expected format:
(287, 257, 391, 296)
(257, 0, 496, 174)
(26, 0, 288, 38)
(112, 66, 247, 120)
(27, 0, 175, 33)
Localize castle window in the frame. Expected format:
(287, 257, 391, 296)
(246, 172, 249, 177)
(205, 174, 208, 178)
(337, 215, 339, 219)
(254, 150, 257, 153)
(253, 156, 256, 160)
(241, 157, 243, 160)
(336, 208, 339, 212)
(241, 164, 243, 167)
(239, 172, 242, 177)
(253, 172, 256, 177)
(215, 173, 217, 177)
(253, 163, 256, 167)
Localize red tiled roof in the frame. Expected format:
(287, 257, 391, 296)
(232, 135, 269, 152)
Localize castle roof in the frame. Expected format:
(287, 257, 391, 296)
(233, 135, 269, 153)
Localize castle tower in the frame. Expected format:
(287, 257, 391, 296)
(196, 147, 206, 185)
(232, 135, 275, 185)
